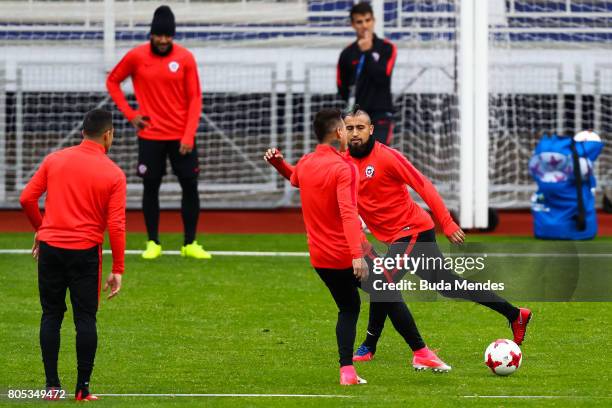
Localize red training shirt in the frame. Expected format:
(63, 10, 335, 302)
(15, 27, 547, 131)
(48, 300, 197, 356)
(270, 142, 459, 245)
(106, 43, 202, 148)
(20, 140, 127, 274)
(348, 142, 458, 243)
(289, 144, 363, 269)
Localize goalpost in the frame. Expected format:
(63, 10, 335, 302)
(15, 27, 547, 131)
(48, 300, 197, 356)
(458, 0, 489, 228)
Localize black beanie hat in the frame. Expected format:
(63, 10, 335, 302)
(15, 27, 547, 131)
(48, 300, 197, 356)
(151, 5, 175, 37)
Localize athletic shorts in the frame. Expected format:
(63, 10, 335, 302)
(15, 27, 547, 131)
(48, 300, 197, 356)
(137, 138, 200, 180)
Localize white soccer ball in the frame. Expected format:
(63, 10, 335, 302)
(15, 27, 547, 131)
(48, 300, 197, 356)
(484, 339, 522, 376)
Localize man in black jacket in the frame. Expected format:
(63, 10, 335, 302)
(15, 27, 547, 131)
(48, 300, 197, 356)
(337, 2, 397, 145)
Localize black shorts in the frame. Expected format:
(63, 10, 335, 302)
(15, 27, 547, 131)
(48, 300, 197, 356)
(38, 242, 101, 316)
(370, 112, 395, 146)
(137, 138, 200, 180)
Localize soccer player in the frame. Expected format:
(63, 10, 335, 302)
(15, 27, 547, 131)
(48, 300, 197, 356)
(337, 1, 397, 145)
(106, 5, 210, 260)
(265, 109, 532, 363)
(265, 109, 451, 382)
(19, 109, 125, 401)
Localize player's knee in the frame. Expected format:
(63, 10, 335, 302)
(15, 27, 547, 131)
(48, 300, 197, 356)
(178, 176, 198, 190)
(338, 297, 361, 315)
(41, 311, 65, 327)
(74, 321, 97, 336)
(73, 311, 97, 330)
(338, 308, 359, 324)
(142, 177, 162, 191)
(178, 177, 200, 204)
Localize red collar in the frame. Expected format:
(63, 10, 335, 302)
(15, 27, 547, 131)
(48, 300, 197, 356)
(315, 144, 341, 156)
(80, 139, 106, 154)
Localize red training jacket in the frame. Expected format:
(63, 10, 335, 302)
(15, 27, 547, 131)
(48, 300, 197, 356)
(290, 144, 363, 269)
(106, 43, 202, 148)
(20, 140, 127, 274)
(269, 142, 459, 245)
(348, 142, 458, 243)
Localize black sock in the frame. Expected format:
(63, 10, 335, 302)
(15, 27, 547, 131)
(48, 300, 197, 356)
(363, 302, 387, 352)
(337, 309, 360, 366)
(439, 274, 520, 322)
(76, 381, 90, 391)
(75, 382, 91, 399)
(315, 268, 361, 367)
(438, 277, 520, 322)
(142, 177, 162, 243)
(386, 302, 426, 351)
(40, 312, 63, 387)
(481, 302, 520, 322)
(415, 258, 521, 322)
(75, 315, 97, 391)
(179, 177, 200, 246)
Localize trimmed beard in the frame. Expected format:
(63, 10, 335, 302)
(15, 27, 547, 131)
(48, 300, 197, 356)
(150, 39, 173, 56)
(348, 134, 375, 158)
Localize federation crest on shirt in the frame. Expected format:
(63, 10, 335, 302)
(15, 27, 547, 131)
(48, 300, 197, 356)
(372, 52, 380, 62)
(168, 61, 180, 73)
(365, 165, 375, 178)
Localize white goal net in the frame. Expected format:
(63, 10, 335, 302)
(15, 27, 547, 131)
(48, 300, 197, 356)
(0, 0, 462, 210)
(1, 0, 609, 215)
(488, 0, 612, 208)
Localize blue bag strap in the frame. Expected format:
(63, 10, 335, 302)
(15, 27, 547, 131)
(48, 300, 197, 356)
(569, 137, 587, 231)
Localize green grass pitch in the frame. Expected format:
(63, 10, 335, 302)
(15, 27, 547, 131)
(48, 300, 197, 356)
(0, 232, 611, 407)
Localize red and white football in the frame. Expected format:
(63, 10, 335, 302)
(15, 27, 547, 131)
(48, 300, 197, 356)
(484, 339, 522, 376)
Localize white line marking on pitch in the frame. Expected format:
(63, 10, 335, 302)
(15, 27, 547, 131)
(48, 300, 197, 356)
(94, 393, 352, 398)
(472, 253, 612, 258)
(463, 396, 612, 399)
(0, 249, 310, 257)
(0, 249, 610, 258)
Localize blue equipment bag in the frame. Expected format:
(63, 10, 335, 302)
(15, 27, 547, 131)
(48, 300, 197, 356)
(528, 131, 604, 240)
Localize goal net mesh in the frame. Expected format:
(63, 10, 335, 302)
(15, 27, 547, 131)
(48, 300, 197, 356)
(0, 0, 461, 210)
(488, 0, 612, 208)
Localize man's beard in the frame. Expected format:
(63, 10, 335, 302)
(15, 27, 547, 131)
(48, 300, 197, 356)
(348, 134, 375, 158)
(150, 39, 173, 56)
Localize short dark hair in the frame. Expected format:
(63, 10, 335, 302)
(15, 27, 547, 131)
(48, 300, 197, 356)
(350, 1, 374, 21)
(313, 108, 343, 142)
(343, 104, 372, 124)
(82, 109, 112, 138)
